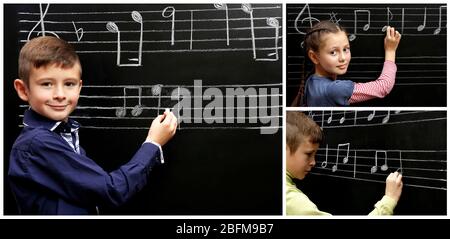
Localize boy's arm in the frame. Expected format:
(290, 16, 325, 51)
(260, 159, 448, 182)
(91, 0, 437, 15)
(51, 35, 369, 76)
(13, 131, 163, 208)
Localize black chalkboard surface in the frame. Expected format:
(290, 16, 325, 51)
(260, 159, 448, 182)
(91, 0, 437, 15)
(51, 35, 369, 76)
(3, 3, 282, 215)
(298, 110, 446, 215)
(287, 4, 447, 106)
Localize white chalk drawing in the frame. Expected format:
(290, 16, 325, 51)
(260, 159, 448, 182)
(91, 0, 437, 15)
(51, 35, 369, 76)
(214, 3, 230, 46)
(349, 10, 370, 41)
(116, 86, 144, 117)
(332, 143, 350, 172)
(381, 7, 393, 32)
(306, 110, 446, 191)
(26, 3, 59, 41)
(434, 6, 447, 35)
(255, 17, 279, 61)
(72, 21, 84, 42)
(106, 11, 144, 66)
(294, 4, 320, 35)
(310, 110, 440, 129)
(16, 83, 282, 134)
(162, 6, 176, 46)
(241, 4, 256, 59)
(19, 4, 282, 63)
(417, 7, 427, 32)
(314, 146, 445, 191)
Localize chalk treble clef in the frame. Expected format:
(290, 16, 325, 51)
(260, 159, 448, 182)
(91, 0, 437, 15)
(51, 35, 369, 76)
(27, 3, 59, 41)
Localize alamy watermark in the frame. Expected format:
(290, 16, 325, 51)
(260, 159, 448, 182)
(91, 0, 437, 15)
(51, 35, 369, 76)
(171, 80, 280, 134)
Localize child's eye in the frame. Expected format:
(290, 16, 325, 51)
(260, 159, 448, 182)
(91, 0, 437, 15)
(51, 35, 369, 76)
(41, 82, 52, 87)
(330, 51, 337, 56)
(65, 82, 77, 87)
(344, 47, 351, 52)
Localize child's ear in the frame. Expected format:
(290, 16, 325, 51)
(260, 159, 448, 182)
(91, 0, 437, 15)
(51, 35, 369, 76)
(14, 79, 29, 102)
(308, 50, 320, 65)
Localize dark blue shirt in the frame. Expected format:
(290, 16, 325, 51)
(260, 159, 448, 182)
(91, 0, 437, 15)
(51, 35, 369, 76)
(8, 109, 162, 215)
(305, 75, 355, 106)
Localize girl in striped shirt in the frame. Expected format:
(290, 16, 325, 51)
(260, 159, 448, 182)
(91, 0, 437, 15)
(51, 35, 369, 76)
(292, 20, 401, 107)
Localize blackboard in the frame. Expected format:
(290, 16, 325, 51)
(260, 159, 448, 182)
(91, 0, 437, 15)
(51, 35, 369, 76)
(298, 110, 446, 215)
(287, 4, 447, 106)
(3, 3, 282, 215)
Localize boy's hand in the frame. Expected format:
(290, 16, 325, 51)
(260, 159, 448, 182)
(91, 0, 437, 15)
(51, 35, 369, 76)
(384, 171, 403, 203)
(384, 26, 401, 62)
(146, 111, 177, 146)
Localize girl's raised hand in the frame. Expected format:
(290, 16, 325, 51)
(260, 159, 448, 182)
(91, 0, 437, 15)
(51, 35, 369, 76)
(384, 26, 401, 61)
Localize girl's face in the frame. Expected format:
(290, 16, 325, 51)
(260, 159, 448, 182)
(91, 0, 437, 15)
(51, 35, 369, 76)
(309, 31, 351, 80)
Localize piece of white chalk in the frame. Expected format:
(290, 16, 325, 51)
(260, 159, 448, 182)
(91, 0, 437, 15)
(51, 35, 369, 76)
(165, 108, 170, 112)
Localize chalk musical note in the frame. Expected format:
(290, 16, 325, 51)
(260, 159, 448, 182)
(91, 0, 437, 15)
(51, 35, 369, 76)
(106, 11, 143, 67)
(434, 6, 447, 35)
(417, 7, 427, 32)
(327, 111, 333, 124)
(370, 156, 378, 174)
(381, 7, 393, 32)
(27, 3, 59, 41)
(382, 111, 390, 124)
(152, 84, 163, 115)
(241, 4, 256, 59)
(214, 4, 229, 46)
(338, 143, 350, 164)
(162, 6, 176, 46)
(339, 111, 346, 124)
(349, 10, 370, 41)
(294, 4, 319, 35)
(189, 10, 194, 50)
(332, 143, 350, 172)
(378, 151, 388, 171)
(321, 144, 328, 168)
(130, 11, 143, 65)
(367, 110, 375, 121)
(72, 21, 84, 42)
(401, 8, 405, 34)
(116, 87, 144, 117)
(256, 17, 279, 61)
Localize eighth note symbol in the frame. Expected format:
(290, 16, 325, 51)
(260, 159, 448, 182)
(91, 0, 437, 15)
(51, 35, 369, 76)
(116, 87, 144, 117)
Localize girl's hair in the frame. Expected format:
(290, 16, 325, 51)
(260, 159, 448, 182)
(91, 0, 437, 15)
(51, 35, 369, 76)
(286, 111, 322, 153)
(18, 36, 81, 86)
(291, 20, 347, 106)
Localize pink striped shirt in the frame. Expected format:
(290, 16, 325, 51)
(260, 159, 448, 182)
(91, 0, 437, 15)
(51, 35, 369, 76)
(349, 61, 397, 104)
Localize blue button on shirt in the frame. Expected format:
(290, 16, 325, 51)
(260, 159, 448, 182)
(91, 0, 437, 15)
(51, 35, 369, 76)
(305, 75, 355, 106)
(8, 109, 163, 215)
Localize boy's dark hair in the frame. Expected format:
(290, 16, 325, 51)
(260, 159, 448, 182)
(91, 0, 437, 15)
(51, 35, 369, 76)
(286, 111, 322, 152)
(291, 20, 347, 106)
(18, 36, 81, 86)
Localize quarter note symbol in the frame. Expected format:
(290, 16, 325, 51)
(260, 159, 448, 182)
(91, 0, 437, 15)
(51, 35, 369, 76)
(214, 3, 230, 46)
(417, 7, 427, 32)
(321, 144, 328, 168)
(367, 111, 375, 121)
(162, 6, 176, 46)
(241, 4, 256, 59)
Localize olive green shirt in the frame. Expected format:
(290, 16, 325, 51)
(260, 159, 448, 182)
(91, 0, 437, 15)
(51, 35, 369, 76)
(286, 172, 397, 215)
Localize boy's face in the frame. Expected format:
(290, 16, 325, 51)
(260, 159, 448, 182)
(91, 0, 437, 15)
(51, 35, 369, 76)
(286, 136, 319, 180)
(16, 63, 82, 122)
(309, 31, 351, 79)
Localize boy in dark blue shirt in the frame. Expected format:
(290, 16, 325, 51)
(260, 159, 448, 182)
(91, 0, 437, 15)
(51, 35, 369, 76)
(9, 36, 178, 215)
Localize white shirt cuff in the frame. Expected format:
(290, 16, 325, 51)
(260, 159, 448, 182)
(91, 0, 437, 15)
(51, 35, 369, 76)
(144, 140, 164, 164)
